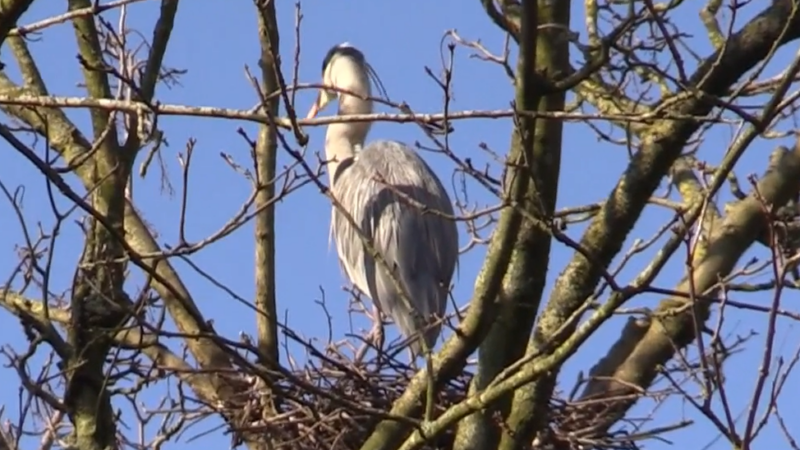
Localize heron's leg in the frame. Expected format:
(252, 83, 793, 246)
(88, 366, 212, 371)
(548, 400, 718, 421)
(419, 339, 436, 422)
(366, 304, 385, 354)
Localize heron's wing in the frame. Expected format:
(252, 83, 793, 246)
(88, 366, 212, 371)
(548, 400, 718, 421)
(330, 163, 382, 304)
(393, 183, 459, 319)
(329, 140, 459, 352)
(331, 150, 415, 318)
(350, 141, 460, 347)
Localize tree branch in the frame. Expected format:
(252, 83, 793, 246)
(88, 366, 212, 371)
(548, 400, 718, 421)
(0, 0, 34, 51)
(0, 43, 237, 421)
(122, 0, 179, 153)
(252, 0, 280, 377)
(574, 141, 800, 436)
(68, 0, 120, 155)
(0, 289, 222, 407)
(504, 1, 800, 446)
(455, 2, 570, 450)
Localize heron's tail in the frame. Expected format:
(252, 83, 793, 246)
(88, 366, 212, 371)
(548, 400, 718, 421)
(406, 319, 442, 359)
(391, 306, 442, 358)
(382, 270, 447, 358)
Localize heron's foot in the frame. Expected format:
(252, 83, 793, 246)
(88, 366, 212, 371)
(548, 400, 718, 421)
(367, 321, 386, 353)
(353, 342, 368, 365)
(368, 305, 386, 353)
(354, 322, 384, 364)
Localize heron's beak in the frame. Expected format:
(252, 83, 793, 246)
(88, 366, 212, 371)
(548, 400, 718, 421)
(307, 92, 322, 119)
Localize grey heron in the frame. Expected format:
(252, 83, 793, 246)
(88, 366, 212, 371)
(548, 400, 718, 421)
(307, 43, 459, 358)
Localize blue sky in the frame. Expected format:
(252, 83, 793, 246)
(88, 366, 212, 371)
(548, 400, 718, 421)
(1, 1, 798, 449)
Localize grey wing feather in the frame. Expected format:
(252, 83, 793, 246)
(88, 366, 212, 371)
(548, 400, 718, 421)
(331, 140, 459, 354)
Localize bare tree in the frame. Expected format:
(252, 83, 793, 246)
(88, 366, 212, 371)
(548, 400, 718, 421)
(2, 1, 800, 450)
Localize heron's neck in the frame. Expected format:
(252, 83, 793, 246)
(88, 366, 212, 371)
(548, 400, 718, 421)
(325, 93, 373, 184)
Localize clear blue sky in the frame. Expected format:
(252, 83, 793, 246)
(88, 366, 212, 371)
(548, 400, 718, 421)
(1, 1, 797, 449)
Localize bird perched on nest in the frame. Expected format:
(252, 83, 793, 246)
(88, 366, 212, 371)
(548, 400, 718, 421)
(306, 42, 459, 358)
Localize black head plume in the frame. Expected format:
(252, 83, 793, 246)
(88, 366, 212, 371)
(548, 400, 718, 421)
(319, 42, 389, 100)
(321, 42, 365, 75)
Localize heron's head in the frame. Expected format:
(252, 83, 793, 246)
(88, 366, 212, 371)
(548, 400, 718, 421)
(306, 42, 387, 119)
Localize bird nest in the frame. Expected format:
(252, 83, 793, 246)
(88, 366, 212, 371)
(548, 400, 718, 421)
(212, 344, 640, 450)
